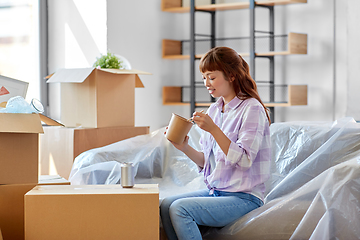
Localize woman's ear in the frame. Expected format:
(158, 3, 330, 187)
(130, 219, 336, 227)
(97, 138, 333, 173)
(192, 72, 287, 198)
(230, 76, 235, 82)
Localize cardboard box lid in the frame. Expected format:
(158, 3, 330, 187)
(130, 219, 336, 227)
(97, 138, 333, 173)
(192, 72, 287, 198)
(46, 68, 151, 88)
(0, 113, 44, 133)
(26, 184, 159, 196)
(39, 114, 64, 126)
(0, 113, 62, 133)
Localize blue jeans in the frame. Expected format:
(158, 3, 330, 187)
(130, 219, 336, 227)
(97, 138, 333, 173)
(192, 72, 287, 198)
(160, 189, 263, 240)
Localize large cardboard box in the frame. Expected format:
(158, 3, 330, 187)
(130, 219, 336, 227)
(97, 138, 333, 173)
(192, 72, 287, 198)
(0, 113, 44, 184)
(0, 177, 69, 240)
(47, 68, 151, 128)
(0, 113, 62, 184)
(0, 184, 35, 240)
(39, 125, 149, 179)
(25, 184, 159, 240)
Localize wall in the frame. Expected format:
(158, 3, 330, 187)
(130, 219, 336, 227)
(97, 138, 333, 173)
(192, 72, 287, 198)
(345, 0, 360, 120)
(47, 0, 107, 120)
(106, 0, 190, 131)
(48, 0, 360, 132)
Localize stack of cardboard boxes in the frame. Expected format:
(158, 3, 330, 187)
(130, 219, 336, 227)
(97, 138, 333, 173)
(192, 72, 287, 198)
(0, 113, 70, 240)
(40, 68, 151, 179)
(1, 68, 160, 239)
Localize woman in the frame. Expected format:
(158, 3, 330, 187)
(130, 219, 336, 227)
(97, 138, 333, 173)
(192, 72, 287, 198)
(160, 46, 271, 240)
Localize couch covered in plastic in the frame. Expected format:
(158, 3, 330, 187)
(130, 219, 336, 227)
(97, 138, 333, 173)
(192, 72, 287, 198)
(69, 117, 360, 240)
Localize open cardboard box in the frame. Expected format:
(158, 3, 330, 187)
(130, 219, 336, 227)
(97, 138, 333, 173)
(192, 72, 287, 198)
(0, 113, 62, 185)
(46, 68, 151, 128)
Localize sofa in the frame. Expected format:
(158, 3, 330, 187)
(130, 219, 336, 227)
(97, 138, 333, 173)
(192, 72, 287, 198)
(69, 117, 360, 240)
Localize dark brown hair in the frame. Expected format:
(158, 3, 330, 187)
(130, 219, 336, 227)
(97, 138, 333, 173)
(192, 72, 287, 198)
(199, 46, 271, 124)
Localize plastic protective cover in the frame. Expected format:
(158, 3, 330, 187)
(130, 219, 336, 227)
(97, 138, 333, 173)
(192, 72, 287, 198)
(69, 117, 360, 239)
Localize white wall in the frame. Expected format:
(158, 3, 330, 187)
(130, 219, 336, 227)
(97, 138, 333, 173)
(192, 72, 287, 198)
(48, 0, 360, 131)
(345, 0, 360, 120)
(106, 0, 186, 131)
(47, 0, 107, 119)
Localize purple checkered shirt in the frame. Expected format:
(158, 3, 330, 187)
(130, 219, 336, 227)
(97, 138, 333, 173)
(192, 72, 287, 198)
(199, 97, 271, 201)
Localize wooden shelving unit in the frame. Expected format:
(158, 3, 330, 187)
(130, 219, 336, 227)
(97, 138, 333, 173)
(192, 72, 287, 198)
(162, 32, 307, 59)
(161, 0, 308, 121)
(161, 0, 307, 13)
(162, 85, 307, 107)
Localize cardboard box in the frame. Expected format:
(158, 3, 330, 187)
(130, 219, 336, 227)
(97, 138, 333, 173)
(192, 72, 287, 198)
(0, 113, 43, 184)
(0, 184, 35, 240)
(0, 113, 62, 184)
(39, 125, 149, 179)
(46, 68, 151, 128)
(0, 178, 69, 240)
(25, 184, 159, 240)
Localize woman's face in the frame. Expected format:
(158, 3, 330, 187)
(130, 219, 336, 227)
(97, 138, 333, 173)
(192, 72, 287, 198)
(201, 70, 236, 104)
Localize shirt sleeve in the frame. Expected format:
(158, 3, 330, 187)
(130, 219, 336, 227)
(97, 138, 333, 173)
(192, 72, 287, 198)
(225, 103, 268, 170)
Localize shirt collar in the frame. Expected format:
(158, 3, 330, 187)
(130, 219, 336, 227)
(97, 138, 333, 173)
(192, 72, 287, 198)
(214, 96, 243, 112)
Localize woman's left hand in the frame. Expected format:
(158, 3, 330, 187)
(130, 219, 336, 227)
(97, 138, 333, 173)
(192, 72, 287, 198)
(192, 111, 216, 133)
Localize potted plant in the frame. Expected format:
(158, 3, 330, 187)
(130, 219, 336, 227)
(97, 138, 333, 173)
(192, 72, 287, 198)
(93, 52, 124, 69)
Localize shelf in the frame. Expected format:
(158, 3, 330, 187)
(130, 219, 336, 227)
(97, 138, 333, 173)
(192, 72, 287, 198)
(162, 39, 203, 59)
(162, 0, 308, 121)
(161, 0, 307, 13)
(162, 32, 307, 59)
(265, 85, 307, 107)
(162, 85, 307, 107)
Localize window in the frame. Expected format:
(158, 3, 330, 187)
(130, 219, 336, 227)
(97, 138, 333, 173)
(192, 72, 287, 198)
(0, 0, 40, 101)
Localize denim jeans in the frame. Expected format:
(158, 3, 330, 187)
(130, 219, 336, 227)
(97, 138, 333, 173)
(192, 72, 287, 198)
(160, 189, 263, 240)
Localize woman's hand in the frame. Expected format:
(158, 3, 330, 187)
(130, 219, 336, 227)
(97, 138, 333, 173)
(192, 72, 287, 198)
(164, 126, 205, 168)
(192, 111, 216, 133)
(164, 127, 189, 152)
(193, 111, 232, 156)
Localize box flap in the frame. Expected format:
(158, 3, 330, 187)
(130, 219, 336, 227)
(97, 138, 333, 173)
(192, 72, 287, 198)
(98, 68, 150, 88)
(135, 75, 144, 88)
(46, 68, 151, 87)
(98, 68, 151, 75)
(0, 113, 44, 133)
(46, 68, 95, 83)
(39, 114, 64, 126)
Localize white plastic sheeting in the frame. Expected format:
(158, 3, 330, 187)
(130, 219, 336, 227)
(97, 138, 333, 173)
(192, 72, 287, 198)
(69, 117, 360, 239)
(69, 125, 206, 200)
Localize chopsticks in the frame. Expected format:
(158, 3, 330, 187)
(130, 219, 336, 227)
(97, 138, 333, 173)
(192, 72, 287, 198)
(188, 110, 204, 122)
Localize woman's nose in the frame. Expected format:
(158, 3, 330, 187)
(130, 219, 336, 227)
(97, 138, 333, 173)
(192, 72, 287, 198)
(204, 78, 210, 87)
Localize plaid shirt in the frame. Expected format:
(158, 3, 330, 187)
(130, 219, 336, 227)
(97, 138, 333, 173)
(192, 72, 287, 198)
(199, 97, 271, 200)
